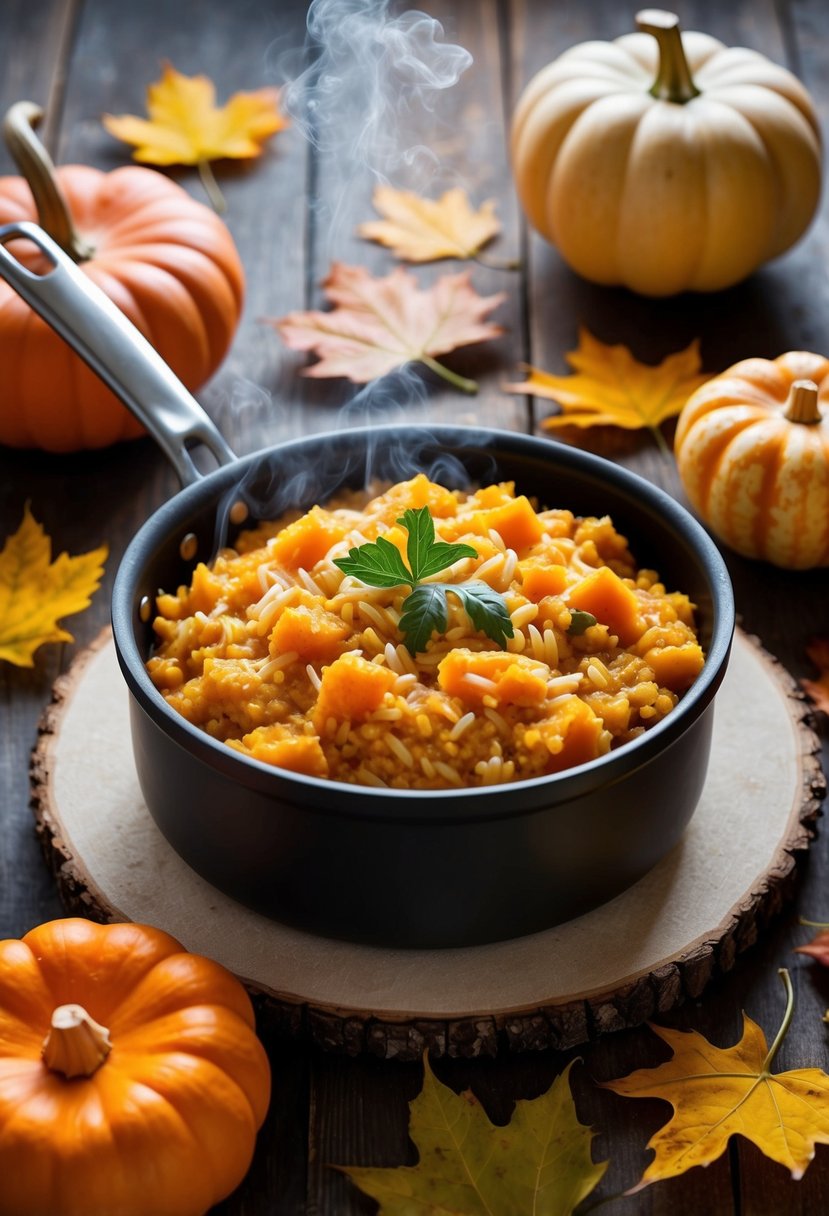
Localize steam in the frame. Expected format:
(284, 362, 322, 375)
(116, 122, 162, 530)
(210, 0, 492, 517)
(281, 0, 472, 182)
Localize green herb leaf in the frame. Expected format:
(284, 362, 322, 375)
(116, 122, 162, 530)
(450, 582, 514, 649)
(399, 584, 448, 655)
(568, 609, 597, 636)
(334, 535, 415, 588)
(334, 506, 514, 655)
(397, 507, 476, 581)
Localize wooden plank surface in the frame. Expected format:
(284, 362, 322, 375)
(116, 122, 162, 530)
(0, 1, 828, 1214)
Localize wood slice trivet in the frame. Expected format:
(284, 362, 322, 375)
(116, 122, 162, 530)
(31, 628, 824, 1060)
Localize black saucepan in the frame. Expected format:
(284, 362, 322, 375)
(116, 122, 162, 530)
(0, 222, 735, 948)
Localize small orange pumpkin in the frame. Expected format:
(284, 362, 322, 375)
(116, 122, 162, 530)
(0, 102, 244, 452)
(0, 918, 271, 1216)
(674, 351, 829, 568)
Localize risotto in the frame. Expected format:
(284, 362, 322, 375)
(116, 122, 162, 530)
(147, 475, 705, 789)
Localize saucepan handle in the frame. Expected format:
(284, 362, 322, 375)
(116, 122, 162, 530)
(0, 220, 237, 486)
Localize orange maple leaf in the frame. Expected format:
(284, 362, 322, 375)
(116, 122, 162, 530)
(602, 970, 829, 1189)
(504, 329, 710, 454)
(801, 637, 829, 716)
(795, 928, 829, 966)
(0, 505, 107, 667)
(271, 263, 506, 394)
(103, 62, 287, 210)
(358, 185, 502, 263)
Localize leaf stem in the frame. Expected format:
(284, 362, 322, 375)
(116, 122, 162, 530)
(473, 251, 521, 271)
(761, 969, 795, 1074)
(650, 424, 673, 460)
(197, 159, 227, 213)
(799, 917, 829, 928)
(420, 354, 479, 395)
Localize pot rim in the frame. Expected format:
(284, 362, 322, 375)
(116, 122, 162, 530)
(112, 424, 735, 821)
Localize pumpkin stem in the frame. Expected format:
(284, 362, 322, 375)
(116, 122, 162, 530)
(2, 101, 95, 263)
(42, 1003, 112, 1078)
(636, 9, 700, 104)
(784, 379, 822, 424)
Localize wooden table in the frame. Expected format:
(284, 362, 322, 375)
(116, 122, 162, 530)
(2, 1, 828, 1212)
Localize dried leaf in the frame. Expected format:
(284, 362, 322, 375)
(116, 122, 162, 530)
(795, 928, 829, 966)
(272, 263, 505, 394)
(603, 971, 829, 1188)
(103, 62, 286, 210)
(358, 185, 501, 262)
(342, 1056, 607, 1215)
(0, 505, 107, 667)
(801, 638, 829, 716)
(504, 329, 710, 448)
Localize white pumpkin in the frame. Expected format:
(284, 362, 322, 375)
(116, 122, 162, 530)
(510, 9, 822, 296)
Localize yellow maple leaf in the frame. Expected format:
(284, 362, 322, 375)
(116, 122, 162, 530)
(603, 970, 829, 1189)
(0, 505, 107, 667)
(504, 329, 710, 453)
(103, 62, 287, 210)
(342, 1056, 607, 1214)
(358, 185, 502, 263)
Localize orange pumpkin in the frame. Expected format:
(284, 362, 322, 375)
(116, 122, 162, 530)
(674, 351, 829, 568)
(0, 918, 271, 1216)
(0, 102, 244, 452)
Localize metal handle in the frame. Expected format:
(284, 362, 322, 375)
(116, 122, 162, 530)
(0, 221, 237, 486)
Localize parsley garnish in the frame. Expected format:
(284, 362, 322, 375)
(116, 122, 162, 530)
(568, 609, 597, 635)
(334, 506, 514, 655)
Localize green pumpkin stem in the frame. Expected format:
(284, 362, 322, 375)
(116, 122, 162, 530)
(636, 9, 700, 104)
(3, 101, 95, 262)
(784, 379, 821, 425)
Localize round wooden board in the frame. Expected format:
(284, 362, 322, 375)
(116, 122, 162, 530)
(31, 628, 824, 1060)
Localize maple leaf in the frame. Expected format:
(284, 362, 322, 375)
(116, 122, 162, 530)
(795, 927, 829, 966)
(272, 263, 505, 394)
(358, 185, 504, 264)
(503, 329, 710, 455)
(0, 505, 107, 667)
(341, 1056, 606, 1215)
(801, 637, 829, 716)
(102, 62, 287, 211)
(602, 969, 829, 1189)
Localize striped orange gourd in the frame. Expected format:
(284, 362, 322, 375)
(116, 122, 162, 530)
(674, 351, 829, 568)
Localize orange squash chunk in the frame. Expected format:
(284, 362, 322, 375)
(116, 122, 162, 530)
(270, 604, 349, 662)
(235, 727, 329, 777)
(568, 565, 643, 645)
(270, 507, 347, 570)
(529, 698, 604, 773)
(521, 563, 568, 601)
(438, 648, 548, 706)
(313, 654, 398, 725)
(641, 643, 705, 692)
(485, 495, 544, 553)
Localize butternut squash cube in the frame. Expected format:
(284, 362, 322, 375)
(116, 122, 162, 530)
(568, 565, 643, 645)
(485, 495, 544, 553)
(537, 698, 605, 773)
(270, 507, 347, 570)
(438, 648, 548, 706)
(641, 643, 705, 692)
(313, 654, 398, 725)
(235, 726, 329, 777)
(521, 563, 568, 601)
(270, 604, 349, 662)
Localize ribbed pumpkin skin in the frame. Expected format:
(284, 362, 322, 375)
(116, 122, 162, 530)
(510, 31, 822, 296)
(674, 352, 829, 569)
(0, 918, 271, 1216)
(0, 165, 244, 451)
